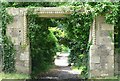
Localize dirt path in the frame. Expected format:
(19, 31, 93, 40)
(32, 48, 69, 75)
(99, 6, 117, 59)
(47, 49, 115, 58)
(37, 52, 81, 79)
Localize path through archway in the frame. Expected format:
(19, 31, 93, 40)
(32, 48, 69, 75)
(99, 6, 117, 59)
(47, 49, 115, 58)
(37, 52, 81, 79)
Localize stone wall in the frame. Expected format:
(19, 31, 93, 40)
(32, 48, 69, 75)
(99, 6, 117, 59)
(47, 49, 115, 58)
(6, 8, 31, 74)
(115, 49, 120, 76)
(89, 16, 114, 78)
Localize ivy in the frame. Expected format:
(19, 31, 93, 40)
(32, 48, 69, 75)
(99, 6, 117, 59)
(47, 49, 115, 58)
(57, 4, 93, 78)
(58, 2, 119, 78)
(7, 2, 68, 7)
(3, 36, 16, 73)
(27, 9, 58, 77)
(1, 3, 15, 73)
(90, 2, 120, 48)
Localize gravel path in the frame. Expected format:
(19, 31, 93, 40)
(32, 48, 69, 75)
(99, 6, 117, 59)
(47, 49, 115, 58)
(37, 52, 80, 79)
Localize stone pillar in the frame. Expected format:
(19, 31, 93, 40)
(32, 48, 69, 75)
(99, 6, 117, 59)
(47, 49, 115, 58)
(115, 49, 120, 75)
(89, 16, 114, 78)
(6, 8, 31, 74)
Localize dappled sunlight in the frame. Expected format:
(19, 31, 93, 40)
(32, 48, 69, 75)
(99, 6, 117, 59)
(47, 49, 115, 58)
(54, 52, 81, 75)
(54, 52, 69, 66)
(38, 52, 81, 79)
(57, 69, 81, 75)
(54, 57, 69, 66)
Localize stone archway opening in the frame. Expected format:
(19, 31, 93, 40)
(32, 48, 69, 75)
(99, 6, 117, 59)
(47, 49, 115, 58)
(5, 7, 115, 79)
(28, 18, 72, 77)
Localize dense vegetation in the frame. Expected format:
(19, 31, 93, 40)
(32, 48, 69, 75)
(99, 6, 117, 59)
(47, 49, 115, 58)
(6, 2, 69, 7)
(1, 3, 16, 73)
(58, 7, 93, 78)
(49, 27, 69, 52)
(27, 10, 62, 77)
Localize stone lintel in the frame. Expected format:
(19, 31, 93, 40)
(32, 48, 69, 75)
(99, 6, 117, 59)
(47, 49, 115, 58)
(7, 7, 71, 17)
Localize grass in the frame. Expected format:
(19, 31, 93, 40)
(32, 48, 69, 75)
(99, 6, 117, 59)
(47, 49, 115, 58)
(0, 64, 54, 80)
(88, 76, 120, 81)
(71, 66, 84, 74)
(0, 72, 30, 81)
(92, 76, 120, 80)
(32, 64, 55, 78)
(71, 66, 120, 80)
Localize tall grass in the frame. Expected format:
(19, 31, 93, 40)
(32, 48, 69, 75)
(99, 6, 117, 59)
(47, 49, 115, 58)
(0, 72, 30, 81)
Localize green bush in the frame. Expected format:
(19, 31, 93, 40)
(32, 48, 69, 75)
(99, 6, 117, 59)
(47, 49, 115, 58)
(3, 36, 16, 73)
(1, 3, 15, 73)
(49, 27, 69, 52)
(27, 12, 57, 77)
(60, 5, 93, 78)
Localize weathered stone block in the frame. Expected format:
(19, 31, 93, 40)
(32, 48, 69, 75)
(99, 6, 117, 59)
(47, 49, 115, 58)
(20, 52, 29, 60)
(91, 56, 100, 63)
(90, 70, 101, 77)
(101, 23, 114, 30)
(24, 61, 29, 67)
(101, 73, 109, 77)
(89, 16, 114, 78)
(12, 37, 19, 45)
(15, 63, 30, 74)
(90, 63, 100, 70)
(107, 56, 114, 67)
(100, 37, 112, 44)
(14, 45, 20, 51)
(10, 28, 19, 37)
(100, 30, 111, 37)
(7, 8, 20, 16)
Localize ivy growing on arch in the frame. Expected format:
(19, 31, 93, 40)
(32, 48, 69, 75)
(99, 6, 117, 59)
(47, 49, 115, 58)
(1, 2, 120, 78)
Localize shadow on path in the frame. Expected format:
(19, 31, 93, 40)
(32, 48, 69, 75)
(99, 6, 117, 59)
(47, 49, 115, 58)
(37, 52, 80, 79)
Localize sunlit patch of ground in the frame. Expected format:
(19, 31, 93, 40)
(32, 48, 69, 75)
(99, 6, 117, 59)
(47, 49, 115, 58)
(38, 52, 81, 79)
(54, 52, 69, 66)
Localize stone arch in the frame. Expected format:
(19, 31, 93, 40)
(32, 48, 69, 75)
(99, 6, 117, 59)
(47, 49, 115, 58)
(3, 7, 115, 78)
